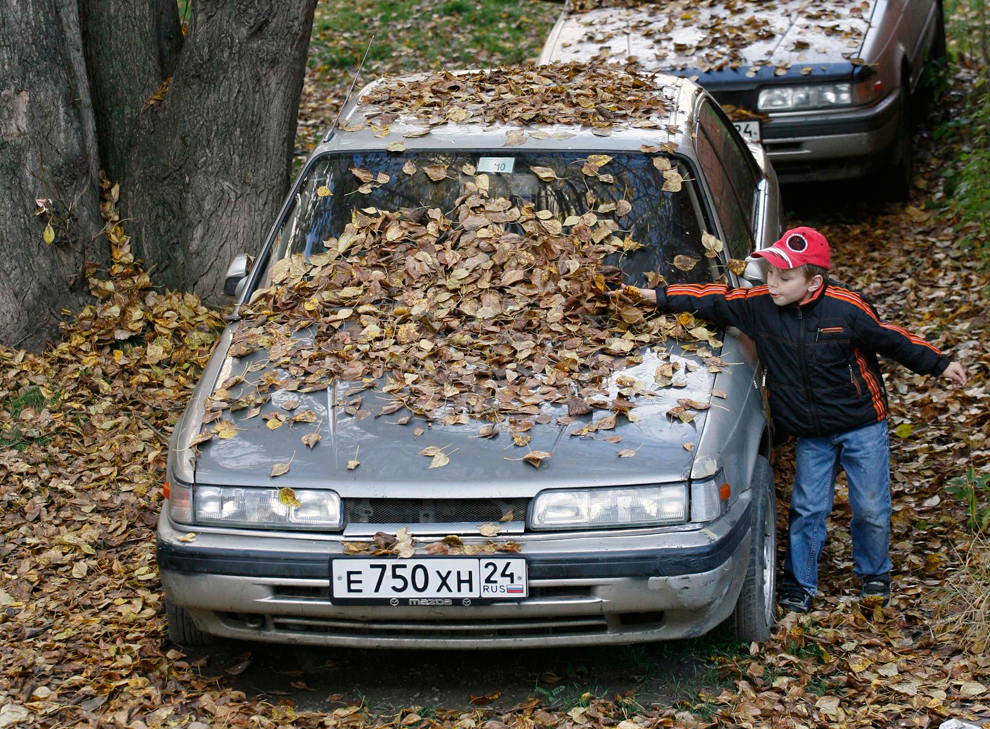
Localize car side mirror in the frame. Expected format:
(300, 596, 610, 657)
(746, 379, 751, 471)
(223, 253, 252, 297)
(740, 257, 767, 287)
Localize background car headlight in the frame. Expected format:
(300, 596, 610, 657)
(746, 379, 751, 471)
(529, 485, 688, 530)
(194, 486, 343, 530)
(757, 76, 883, 112)
(758, 83, 852, 111)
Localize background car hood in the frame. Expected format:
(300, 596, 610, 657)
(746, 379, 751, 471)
(191, 328, 718, 498)
(547, 0, 874, 72)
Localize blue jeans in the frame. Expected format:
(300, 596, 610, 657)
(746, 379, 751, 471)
(782, 419, 892, 597)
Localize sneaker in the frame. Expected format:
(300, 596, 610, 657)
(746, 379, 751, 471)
(860, 577, 891, 607)
(778, 586, 812, 613)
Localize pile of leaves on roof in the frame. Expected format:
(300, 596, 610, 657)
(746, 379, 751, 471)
(351, 63, 676, 134)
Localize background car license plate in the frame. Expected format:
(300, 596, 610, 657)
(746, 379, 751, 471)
(331, 558, 527, 603)
(733, 121, 761, 142)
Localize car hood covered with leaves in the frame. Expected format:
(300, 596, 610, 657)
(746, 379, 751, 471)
(542, 0, 876, 74)
(188, 334, 720, 496)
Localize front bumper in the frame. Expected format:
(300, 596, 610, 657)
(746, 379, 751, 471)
(759, 89, 902, 184)
(156, 492, 753, 648)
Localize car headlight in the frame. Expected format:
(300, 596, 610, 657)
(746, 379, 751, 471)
(193, 486, 343, 530)
(757, 76, 883, 112)
(529, 485, 688, 530)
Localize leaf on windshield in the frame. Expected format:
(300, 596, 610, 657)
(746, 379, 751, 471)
(350, 167, 374, 183)
(386, 141, 405, 153)
(316, 186, 331, 197)
(662, 169, 683, 192)
(301, 432, 320, 449)
(402, 160, 417, 176)
(653, 157, 671, 171)
(615, 200, 632, 218)
(702, 232, 724, 258)
(424, 164, 447, 182)
(530, 166, 558, 182)
(673, 255, 699, 271)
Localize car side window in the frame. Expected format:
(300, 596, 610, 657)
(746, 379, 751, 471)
(696, 102, 761, 261)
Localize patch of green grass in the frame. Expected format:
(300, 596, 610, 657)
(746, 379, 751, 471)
(0, 386, 54, 451)
(308, 0, 557, 76)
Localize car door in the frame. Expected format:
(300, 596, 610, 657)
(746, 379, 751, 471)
(902, 0, 936, 71)
(695, 100, 762, 263)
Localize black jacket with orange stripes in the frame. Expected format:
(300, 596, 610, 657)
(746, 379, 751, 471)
(655, 281, 950, 438)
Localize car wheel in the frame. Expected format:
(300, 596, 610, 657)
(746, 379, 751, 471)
(166, 599, 218, 646)
(728, 455, 776, 643)
(884, 83, 914, 202)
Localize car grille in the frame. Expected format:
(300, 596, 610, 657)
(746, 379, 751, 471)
(344, 497, 529, 525)
(268, 614, 609, 639)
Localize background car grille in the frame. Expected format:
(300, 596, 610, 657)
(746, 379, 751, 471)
(344, 497, 529, 525)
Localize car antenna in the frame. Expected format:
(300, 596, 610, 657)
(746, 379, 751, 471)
(325, 34, 375, 143)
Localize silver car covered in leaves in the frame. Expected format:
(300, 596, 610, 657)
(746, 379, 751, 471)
(157, 65, 783, 648)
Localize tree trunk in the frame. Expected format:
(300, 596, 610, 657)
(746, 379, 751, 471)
(0, 0, 317, 349)
(78, 0, 184, 185)
(0, 0, 107, 351)
(120, 0, 317, 300)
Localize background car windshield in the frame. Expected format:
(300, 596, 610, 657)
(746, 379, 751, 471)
(260, 150, 719, 289)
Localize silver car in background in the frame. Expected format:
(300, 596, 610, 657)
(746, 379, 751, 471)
(539, 0, 945, 197)
(157, 70, 783, 649)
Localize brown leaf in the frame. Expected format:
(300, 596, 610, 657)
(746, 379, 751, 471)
(673, 255, 698, 271)
(423, 164, 447, 182)
(523, 450, 552, 468)
(428, 451, 449, 469)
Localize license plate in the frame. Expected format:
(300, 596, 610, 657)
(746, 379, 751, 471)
(733, 121, 761, 143)
(330, 557, 528, 604)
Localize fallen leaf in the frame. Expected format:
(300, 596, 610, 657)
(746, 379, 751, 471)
(523, 450, 552, 468)
(429, 451, 449, 469)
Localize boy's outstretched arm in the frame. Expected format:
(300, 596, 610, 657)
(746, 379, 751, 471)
(619, 283, 763, 337)
(845, 292, 968, 388)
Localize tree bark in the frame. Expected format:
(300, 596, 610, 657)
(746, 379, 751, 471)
(0, 0, 107, 351)
(120, 0, 317, 300)
(78, 0, 184, 184)
(0, 0, 316, 349)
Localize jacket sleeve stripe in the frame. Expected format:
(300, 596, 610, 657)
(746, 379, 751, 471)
(852, 347, 887, 421)
(826, 289, 942, 355)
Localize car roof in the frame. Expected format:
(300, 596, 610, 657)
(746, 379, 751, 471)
(539, 0, 875, 75)
(313, 65, 707, 159)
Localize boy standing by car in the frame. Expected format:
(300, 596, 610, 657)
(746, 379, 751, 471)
(616, 227, 967, 612)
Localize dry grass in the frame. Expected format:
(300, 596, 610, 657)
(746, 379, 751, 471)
(933, 531, 990, 655)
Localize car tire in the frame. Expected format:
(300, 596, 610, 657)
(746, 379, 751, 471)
(727, 455, 777, 643)
(166, 599, 218, 646)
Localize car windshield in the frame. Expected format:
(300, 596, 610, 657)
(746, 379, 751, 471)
(256, 150, 720, 291)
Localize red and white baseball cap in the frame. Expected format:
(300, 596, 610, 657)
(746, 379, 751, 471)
(751, 227, 831, 270)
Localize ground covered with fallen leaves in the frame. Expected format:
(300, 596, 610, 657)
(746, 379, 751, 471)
(2, 4, 990, 729)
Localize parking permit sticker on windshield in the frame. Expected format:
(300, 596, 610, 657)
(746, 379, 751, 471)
(477, 157, 515, 174)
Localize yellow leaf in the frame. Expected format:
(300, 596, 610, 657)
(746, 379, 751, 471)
(43, 223, 55, 245)
(316, 186, 332, 197)
(278, 486, 300, 505)
(429, 451, 449, 469)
